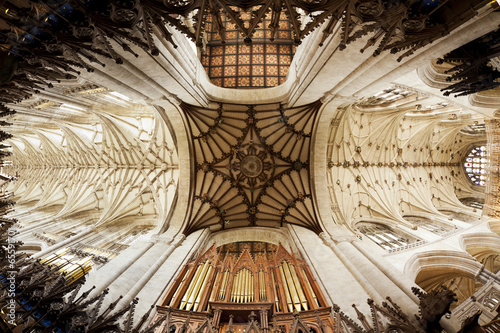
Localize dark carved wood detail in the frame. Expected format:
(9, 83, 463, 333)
(0, 1, 490, 109)
(439, 28, 500, 97)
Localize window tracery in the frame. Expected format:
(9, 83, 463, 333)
(358, 223, 420, 251)
(459, 197, 485, 210)
(464, 145, 488, 186)
(404, 216, 454, 236)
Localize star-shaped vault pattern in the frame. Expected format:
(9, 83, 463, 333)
(181, 101, 323, 235)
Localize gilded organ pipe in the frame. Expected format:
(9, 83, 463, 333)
(163, 242, 331, 315)
(251, 272, 255, 301)
(279, 265, 294, 312)
(181, 261, 209, 310)
(219, 270, 229, 300)
(259, 270, 266, 300)
(180, 264, 202, 309)
(271, 271, 280, 311)
(302, 267, 319, 307)
(236, 270, 242, 303)
(282, 262, 301, 311)
(194, 265, 212, 311)
(249, 270, 252, 302)
(240, 269, 248, 303)
(231, 270, 238, 302)
(247, 270, 251, 302)
(209, 271, 221, 303)
(187, 261, 210, 310)
(289, 263, 308, 310)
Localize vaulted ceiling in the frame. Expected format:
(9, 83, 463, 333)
(182, 101, 323, 234)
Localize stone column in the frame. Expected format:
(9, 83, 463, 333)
(319, 233, 385, 304)
(351, 240, 420, 304)
(119, 234, 186, 306)
(84, 237, 157, 297)
(334, 238, 419, 315)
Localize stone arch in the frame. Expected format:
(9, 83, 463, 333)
(405, 250, 483, 282)
(149, 102, 188, 236)
(461, 232, 500, 274)
(207, 227, 293, 250)
(18, 242, 43, 254)
(405, 250, 484, 309)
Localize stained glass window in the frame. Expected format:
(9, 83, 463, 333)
(463, 145, 488, 186)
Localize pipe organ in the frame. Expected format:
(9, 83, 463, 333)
(40, 248, 93, 284)
(156, 242, 334, 333)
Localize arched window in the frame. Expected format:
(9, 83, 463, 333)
(358, 223, 420, 251)
(459, 197, 484, 210)
(464, 145, 488, 186)
(439, 210, 478, 223)
(404, 216, 454, 236)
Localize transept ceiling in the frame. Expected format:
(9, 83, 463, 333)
(183, 101, 322, 235)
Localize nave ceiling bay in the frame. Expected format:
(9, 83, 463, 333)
(5, 92, 180, 230)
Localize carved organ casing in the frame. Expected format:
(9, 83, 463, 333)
(154, 242, 334, 333)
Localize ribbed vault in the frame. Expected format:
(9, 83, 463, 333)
(182, 101, 322, 235)
(5, 84, 179, 231)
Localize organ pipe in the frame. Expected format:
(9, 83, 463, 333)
(279, 265, 294, 312)
(187, 261, 210, 310)
(181, 260, 210, 310)
(163, 244, 330, 314)
(194, 265, 213, 311)
(271, 271, 280, 311)
(302, 267, 319, 307)
(230, 269, 256, 303)
(282, 262, 301, 311)
(249, 271, 254, 302)
(289, 263, 308, 310)
(209, 271, 221, 304)
(240, 269, 244, 301)
(219, 270, 229, 300)
(180, 264, 202, 309)
(258, 270, 264, 300)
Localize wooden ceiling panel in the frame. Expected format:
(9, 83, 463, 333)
(182, 101, 323, 235)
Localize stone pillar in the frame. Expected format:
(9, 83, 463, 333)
(351, 240, 420, 304)
(119, 234, 186, 306)
(335, 239, 419, 315)
(319, 233, 385, 304)
(84, 237, 157, 297)
(477, 266, 500, 285)
(31, 225, 96, 259)
(130, 229, 210, 325)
